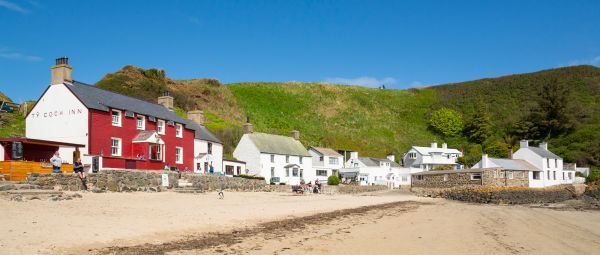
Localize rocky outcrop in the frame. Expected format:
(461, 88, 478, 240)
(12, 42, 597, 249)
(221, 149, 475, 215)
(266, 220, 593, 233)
(412, 185, 577, 204)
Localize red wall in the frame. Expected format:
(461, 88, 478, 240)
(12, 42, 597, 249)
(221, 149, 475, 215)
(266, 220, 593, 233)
(89, 109, 194, 170)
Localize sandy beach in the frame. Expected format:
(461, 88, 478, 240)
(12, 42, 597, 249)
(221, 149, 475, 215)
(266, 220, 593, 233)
(1, 191, 599, 255)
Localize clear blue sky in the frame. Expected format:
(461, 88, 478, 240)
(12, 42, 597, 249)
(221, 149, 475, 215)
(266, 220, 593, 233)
(1, 0, 599, 101)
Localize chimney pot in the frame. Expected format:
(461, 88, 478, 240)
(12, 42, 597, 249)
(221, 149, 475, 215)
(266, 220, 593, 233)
(519, 140, 529, 148)
(158, 91, 174, 111)
(243, 122, 254, 134)
(51, 56, 73, 85)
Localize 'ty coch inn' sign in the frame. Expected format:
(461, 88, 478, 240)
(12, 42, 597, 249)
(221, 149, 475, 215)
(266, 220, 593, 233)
(29, 108, 84, 119)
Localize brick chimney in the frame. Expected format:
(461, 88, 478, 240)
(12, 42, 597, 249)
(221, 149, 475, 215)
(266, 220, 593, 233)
(51, 56, 72, 85)
(243, 117, 254, 134)
(291, 130, 300, 140)
(158, 91, 174, 111)
(187, 110, 204, 125)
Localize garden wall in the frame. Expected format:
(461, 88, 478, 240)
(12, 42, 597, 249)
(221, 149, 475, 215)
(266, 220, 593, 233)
(412, 185, 578, 204)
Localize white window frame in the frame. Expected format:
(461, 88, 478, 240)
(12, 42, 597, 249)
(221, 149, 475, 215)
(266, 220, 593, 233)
(149, 143, 162, 161)
(270, 154, 275, 163)
(175, 147, 183, 164)
(292, 167, 299, 177)
(175, 123, 183, 138)
(329, 157, 339, 165)
(409, 152, 417, 159)
(470, 173, 482, 180)
(507, 171, 513, 179)
(111, 138, 122, 156)
(316, 169, 328, 176)
(136, 115, 145, 130)
(111, 109, 122, 127)
(157, 119, 165, 135)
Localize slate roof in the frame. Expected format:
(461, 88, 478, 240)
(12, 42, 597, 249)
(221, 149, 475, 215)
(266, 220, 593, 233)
(246, 132, 310, 157)
(65, 81, 222, 143)
(132, 131, 157, 142)
(309, 147, 343, 157)
(488, 158, 540, 171)
(526, 146, 561, 159)
(357, 157, 401, 168)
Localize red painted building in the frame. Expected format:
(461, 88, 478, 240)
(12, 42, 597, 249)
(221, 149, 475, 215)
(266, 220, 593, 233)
(25, 57, 211, 171)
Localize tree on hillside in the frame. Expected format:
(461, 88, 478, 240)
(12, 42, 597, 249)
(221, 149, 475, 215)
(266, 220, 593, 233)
(428, 107, 464, 137)
(529, 79, 576, 139)
(465, 102, 493, 144)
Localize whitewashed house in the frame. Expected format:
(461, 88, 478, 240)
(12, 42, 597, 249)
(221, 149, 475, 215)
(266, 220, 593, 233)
(472, 140, 576, 188)
(308, 147, 344, 182)
(341, 152, 410, 187)
(185, 113, 224, 174)
(403, 142, 463, 172)
(513, 140, 575, 187)
(232, 123, 312, 185)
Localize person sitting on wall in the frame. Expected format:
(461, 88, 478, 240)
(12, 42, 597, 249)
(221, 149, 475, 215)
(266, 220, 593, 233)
(50, 152, 62, 174)
(73, 158, 88, 190)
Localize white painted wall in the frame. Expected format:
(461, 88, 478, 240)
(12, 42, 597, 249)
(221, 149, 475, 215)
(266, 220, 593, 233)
(513, 146, 573, 187)
(26, 84, 89, 164)
(309, 149, 344, 182)
(193, 139, 223, 174)
(232, 134, 261, 175)
(222, 160, 246, 176)
(259, 153, 313, 185)
(0, 145, 4, 161)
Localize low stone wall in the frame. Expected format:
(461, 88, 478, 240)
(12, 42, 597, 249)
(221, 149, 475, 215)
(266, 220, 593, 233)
(585, 181, 600, 200)
(26, 170, 268, 192)
(263, 184, 389, 194)
(412, 185, 577, 204)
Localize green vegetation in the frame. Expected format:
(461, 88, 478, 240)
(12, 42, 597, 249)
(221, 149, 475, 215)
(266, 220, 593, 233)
(3, 64, 598, 171)
(428, 107, 464, 137)
(327, 175, 340, 185)
(0, 96, 27, 138)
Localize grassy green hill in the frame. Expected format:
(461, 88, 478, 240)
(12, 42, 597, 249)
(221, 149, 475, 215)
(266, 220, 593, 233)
(0, 94, 25, 138)
(3, 65, 599, 178)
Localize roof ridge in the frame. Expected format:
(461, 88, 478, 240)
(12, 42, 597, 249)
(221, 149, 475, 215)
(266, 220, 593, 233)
(71, 80, 173, 112)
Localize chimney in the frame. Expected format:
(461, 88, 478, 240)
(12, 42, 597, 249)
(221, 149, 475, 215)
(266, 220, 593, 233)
(520, 140, 529, 148)
(442, 143, 448, 149)
(51, 56, 73, 85)
(539, 142, 548, 150)
(291, 130, 300, 140)
(481, 154, 488, 168)
(187, 110, 204, 125)
(387, 154, 395, 162)
(158, 91, 174, 111)
(350, 151, 358, 160)
(431, 141, 437, 148)
(243, 117, 254, 134)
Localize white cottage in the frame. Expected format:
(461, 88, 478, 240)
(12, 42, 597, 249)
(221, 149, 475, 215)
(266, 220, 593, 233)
(232, 123, 312, 185)
(403, 142, 462, 172)
(513, 140, 575, 187)
(308, 147, 344, 182)
(184, 112, 224, 174)
(341, 152, 410, 187)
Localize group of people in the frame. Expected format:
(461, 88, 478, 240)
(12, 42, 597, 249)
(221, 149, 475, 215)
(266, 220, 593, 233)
(299, 179, 323, 194)
(50, 152, 86, 181)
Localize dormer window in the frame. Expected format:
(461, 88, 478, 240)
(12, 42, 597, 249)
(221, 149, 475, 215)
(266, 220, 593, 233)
(157, 120, 165, 135)
(111, 110, 122, 127)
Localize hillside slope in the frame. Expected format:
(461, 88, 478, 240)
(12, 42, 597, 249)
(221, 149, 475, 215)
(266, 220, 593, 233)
(0, 93, 25, 138)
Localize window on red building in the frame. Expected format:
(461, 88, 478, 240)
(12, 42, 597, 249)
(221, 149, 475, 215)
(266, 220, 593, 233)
(176, 124, 183, 138)
(175, 147, 183, 164)
(149, 144, 162, 160)
(112, 110, 122, 127)
(111, 138, 121, 156)
(157, 120, 165, 135)
(136, 115, 145, 130)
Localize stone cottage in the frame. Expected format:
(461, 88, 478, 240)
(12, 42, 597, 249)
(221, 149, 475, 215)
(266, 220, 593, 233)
(411, 167, 530, 188)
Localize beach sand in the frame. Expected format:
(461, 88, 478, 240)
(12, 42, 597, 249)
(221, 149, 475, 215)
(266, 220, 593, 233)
(1, 190, 599, 254)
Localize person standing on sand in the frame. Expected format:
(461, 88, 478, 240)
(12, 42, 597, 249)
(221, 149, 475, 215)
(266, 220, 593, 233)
(50, 152, 62, 174)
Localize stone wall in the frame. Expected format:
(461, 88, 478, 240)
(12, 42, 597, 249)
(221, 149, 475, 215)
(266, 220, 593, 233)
(412, 168, 528, 189)
(262, 184, 388, 194)
(26, 170, 268, 192)
(585, 180, 600, 200)
(412, 185, 577, 204)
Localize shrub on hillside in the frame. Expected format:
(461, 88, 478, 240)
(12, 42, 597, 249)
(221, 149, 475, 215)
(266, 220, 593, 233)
(327, 175, 340, 185)
(428, 107, 464, 137)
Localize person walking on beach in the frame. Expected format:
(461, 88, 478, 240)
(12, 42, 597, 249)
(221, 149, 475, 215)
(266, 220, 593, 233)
(50, 152, 62, 174)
